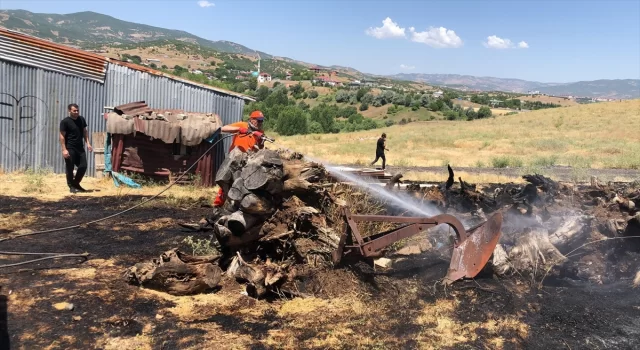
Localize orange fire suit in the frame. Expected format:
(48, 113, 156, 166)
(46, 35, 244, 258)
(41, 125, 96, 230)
(213, 122, 263, 207)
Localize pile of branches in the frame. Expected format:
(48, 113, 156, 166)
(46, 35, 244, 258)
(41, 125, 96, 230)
(127, 149, 346, 298)
(392, 167, 640, 284)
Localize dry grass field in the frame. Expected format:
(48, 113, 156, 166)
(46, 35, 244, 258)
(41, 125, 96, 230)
(276, 99, 640, 171)
(103, 46, 221, 70)
(453, 99, 484, 109)
(473, 107, 519, 116)
(518, 95, 579, 107)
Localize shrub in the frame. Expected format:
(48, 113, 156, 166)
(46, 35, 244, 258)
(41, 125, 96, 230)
(491, 156, 523, 168)
(276, 106, 308, 136)
(359, 102, 369, 111)
(335, 90, 352, 103)
(477, 106, 493, 119)
(308, 121, 323, 134)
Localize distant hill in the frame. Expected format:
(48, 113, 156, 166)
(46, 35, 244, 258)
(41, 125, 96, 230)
(389, 73, 543, 92)
(389, 73, 640, 99)
(0, 9, 272, 58)
(535, 79, 639, 99)
(1, 9, 637, 99)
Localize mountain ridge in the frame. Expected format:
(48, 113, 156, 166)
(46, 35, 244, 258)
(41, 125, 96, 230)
(387, 73, 639, 98)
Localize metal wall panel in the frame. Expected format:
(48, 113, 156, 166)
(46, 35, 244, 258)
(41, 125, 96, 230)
(0, 60, 105, 176)
(104, 63, 245, 171)
(0, 61, 246, 178)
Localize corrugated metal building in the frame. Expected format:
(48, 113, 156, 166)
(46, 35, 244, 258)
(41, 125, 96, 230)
(0, 27, 253, 177)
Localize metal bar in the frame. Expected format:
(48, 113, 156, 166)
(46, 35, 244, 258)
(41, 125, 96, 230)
(346, 215, 366, 248)
(364, 223, 437, 242)
(349, 214, 439, 224)
(348, 213, 467, 243)
(359, 224, 425, 257)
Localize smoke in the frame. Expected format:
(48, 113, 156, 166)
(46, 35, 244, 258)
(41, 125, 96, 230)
(302, 153, 442, 217)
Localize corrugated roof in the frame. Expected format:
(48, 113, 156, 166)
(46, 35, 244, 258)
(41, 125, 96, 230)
(107, 102, 223, 146)
(114, 101, 153, 116)
(0, 27, 108, 83)
(107, 60, 256, 102)
(0, 26, 256, 101)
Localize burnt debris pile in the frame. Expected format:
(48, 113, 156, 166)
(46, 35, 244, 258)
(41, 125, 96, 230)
(126, 149, 640, 297)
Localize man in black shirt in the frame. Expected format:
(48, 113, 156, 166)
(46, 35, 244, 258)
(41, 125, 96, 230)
(370, 133, 389, 170)
(59, 103, 93, 193)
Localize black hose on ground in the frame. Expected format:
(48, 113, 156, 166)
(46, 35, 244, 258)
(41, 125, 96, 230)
(0, 252, 89, 269)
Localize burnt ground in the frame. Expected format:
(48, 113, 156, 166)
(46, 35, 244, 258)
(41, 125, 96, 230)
(1, 193, 640, 349)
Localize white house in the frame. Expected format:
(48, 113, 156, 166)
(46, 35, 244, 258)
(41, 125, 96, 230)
(258, 72, 272, 83)
(432, 90, 444, 98)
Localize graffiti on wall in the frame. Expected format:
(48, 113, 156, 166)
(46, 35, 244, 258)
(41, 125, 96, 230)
(0, 93, 50, 161)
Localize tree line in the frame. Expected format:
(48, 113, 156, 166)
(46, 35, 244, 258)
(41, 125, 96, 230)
(470, 93, 561, 110)
(244, 83, 380, 136)
(332, 87, 494, 121)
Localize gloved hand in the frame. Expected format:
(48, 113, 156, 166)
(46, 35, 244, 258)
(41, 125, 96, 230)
(238, 127, 249, 134)
(253, 131, 264, 139)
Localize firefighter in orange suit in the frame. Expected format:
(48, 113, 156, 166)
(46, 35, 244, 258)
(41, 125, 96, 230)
(213, 110, 265, 207)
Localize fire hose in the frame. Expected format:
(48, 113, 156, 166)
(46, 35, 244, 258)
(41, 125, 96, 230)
(0, 130, 275, 269)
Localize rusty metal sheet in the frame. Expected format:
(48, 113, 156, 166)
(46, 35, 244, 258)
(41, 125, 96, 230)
(114, 101, 152, 116)
(180, 114, 221, 146)
(144, 119, 181, 144)
(106, 112, 135, 135)
(445, 212, 503, 284)
(0, 27, 107, 83)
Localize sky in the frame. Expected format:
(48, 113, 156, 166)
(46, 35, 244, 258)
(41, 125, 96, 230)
(1, 0, 639, 83)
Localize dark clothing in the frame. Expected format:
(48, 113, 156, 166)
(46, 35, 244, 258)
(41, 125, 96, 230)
(371, 153, 386, 170)
(60, 116, 88, 188)
(64, 149, 87, 188)
(376, 137, 385, 155)
(60, 116, 87, 152)
(371, 137, 387, 169)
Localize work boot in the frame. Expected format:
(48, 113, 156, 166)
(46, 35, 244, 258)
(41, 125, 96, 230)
(74, 183, 88, 192)
(69, 187, 78, 194)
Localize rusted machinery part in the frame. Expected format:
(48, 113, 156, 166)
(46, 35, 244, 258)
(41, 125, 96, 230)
(422, 214, 467, 244)
(333, 207, 504, 285)
(444, 211, 504, 284)
(333, 207, 470, 264)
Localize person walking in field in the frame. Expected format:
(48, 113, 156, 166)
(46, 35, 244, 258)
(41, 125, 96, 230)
(212, 110, 266, 207)
(370, 133, 389, 170)
(59, 103, 92, 193)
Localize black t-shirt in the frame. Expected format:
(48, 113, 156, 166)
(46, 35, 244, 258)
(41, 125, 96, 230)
(60, 116, 87, 152)
(376, 137, 385, 154)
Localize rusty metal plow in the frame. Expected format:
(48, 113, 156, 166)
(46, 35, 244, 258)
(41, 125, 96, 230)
(331, 207, 503, 284)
